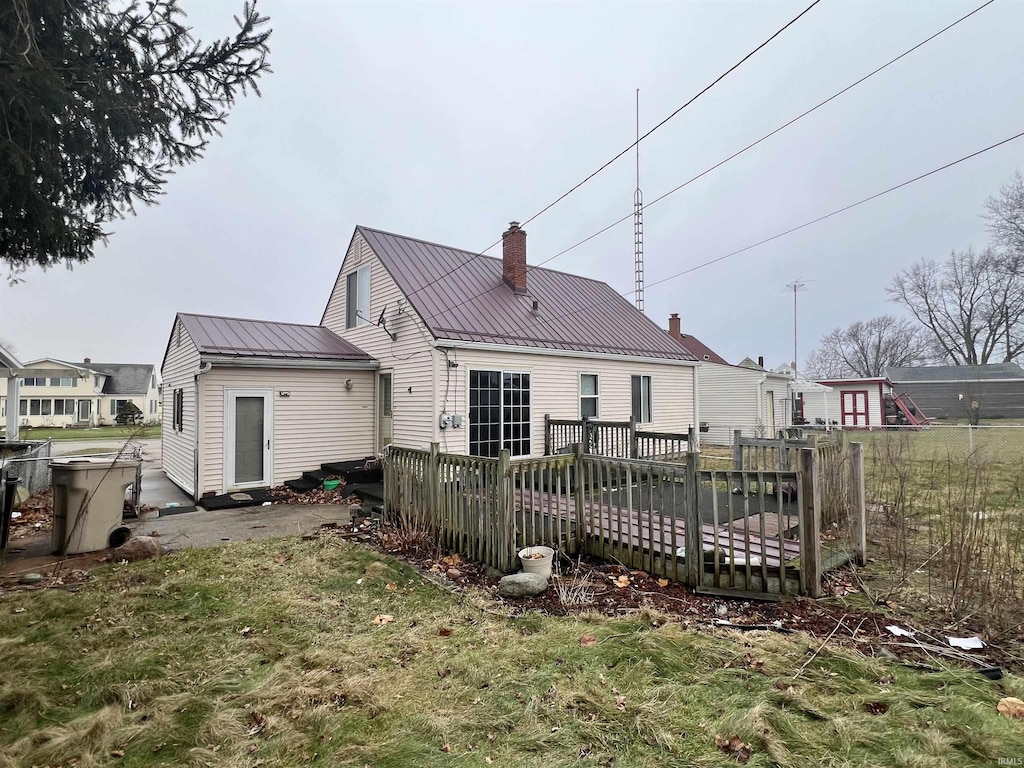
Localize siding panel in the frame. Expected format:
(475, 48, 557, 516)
(199, 367, 375, 495)
(322, 232, 436, 450)
(161, 319, 201, 496)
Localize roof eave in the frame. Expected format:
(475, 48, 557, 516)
(200, 354, 378, 371)
(434, 338, 699, 366)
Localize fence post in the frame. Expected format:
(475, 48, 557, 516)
(799, 447, 823, 597)
(687, 426, 696, 457)
(849, 441, 867, 566)
(428, 443, 441, 528)
(573, 443, 585, 554)
(629, 416, 638, 459)
(544, 413, 551, 456)
(496, 448, 512, 572)
(582, 415, 591, 454)
(733, 430, 743, 471)
(683, 451, 701, 588)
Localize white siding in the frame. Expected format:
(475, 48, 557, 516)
(435, 346, 695, 458)
(803, 381, 888, 427)
(161, 318, 201, 497)
(199, 367, 375, 495)
(322, 231, 436, 450)
(697, 364, 762, 446)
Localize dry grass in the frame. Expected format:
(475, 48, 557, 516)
(1, 537, 1023, 767)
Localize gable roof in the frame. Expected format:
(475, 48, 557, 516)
(354, 226, 696, 362)
(669, 332, 729, 365)
(887, 363, 1024, 383)
(178, 313, 373, 361)
(86, 363, 155, 395)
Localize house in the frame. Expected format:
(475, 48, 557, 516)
(163, 222, 699, 500)
(0, 358, 160, 429)
(802, 377, 905, 428)
(668, 323, 792, 445)
(886, 363, 1024, 421)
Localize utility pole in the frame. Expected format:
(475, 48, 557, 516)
(786, 279, 810, 377)
(634, 88, 644, 313)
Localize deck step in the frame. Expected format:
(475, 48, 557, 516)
(321, 460, 382, 485)
(284, 477, 319, 492)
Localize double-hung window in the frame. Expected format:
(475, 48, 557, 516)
(580, 374, 599, 419)
(50, 377, 76, 387)
(53, 399, 75, 415)
(469, 370, 531, 458)
(631, 375, 652, 424)
(22, 377, 45, 386)
(345, 266, 371, 329)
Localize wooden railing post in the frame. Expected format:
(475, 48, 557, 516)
(573, 443, 585, 554)
(629, 416, 638, 459)
(850, 441, 867, 565)
(733, 430, 743, 471)
(428, 443, 440, 530)
(544, 413, 551, 456)
(683, 451, 701, 588)
(497, 448, 512, 572)
(582, 415, 591, 454)
(799, 447, 823, 597)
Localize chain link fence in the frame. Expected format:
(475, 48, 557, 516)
(0, 439, 53, 495)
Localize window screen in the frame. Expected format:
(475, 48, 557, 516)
(631, 375, 652, 423)
(580, 374, 599, 419)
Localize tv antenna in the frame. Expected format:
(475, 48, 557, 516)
(634, 88, 645, 313)
(785, 279, 811, 377)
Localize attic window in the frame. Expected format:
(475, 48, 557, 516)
(346, 266, 371, 329)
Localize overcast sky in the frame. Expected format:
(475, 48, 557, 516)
(3, 0, 1023, 372)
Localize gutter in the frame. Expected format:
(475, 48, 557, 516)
(435, 339, 698, 367)
(199, 355, 379, 371)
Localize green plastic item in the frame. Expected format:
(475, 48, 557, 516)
(322, 479, 341, 491)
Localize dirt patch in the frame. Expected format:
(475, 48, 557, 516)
(8, 489, 53, 538)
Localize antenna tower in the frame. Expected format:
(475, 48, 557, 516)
(634, 88, 645, 312)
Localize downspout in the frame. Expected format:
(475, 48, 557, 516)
(193, 361, 213, 502)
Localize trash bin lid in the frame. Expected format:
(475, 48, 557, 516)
(49, 456, 141, 469)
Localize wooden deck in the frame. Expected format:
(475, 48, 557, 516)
(514, 489, 802, 569)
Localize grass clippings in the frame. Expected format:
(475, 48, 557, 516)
(1, 536, 1022, 767)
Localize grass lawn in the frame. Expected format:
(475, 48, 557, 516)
(14, 425, 161, 441)
(2, 538, 1022, 767)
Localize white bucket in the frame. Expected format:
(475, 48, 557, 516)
(518, 546, 555, 578)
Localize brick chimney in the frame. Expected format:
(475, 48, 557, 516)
(502, 222, 527, 294)
(84, 357, 91, 364)
(668, 313, 682, 341)
(758, 355, 764, 368)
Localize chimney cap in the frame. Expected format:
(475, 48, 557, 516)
(670, 312, 679, 319)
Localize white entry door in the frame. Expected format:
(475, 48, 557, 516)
(225, 389, 273, 489)
(378, 372, 393, 450)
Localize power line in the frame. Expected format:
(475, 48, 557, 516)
(419, 0, 994, 324)
(487, 129, 1024, 342)
(401, 0, 822, 303)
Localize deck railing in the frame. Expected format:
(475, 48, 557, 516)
(544, 415, 695, 461)
(382, 439, 866, 596)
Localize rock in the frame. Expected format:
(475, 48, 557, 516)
(112, 536, 162, 562)
(19, 572, 43, 585)
(482, 566, 504, 581)
(498, 572, 548, 598)
(446, 568, 463, 579)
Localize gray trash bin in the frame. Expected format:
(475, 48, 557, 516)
(50, 457, 140, 554)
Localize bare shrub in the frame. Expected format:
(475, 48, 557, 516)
(553, 558, 595, 610)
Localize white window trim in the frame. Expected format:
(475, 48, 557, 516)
(467, 368, 532, 459)
(223, 388, 274, 492)
(346, 265, 372, 329)
(579, 372, 600, 419)
(632, 374, 653, 425)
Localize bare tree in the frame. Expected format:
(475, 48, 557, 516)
(887, 247, 1024, 365)
(985, 170, 1024, 255)
(804, 315, 932, 378)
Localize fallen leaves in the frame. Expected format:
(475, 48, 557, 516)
(240, 626, 252, 636)
(997, 697, 1024, 720)
(715, 734, 752, 764)
(247, 711, 268, 736)
(438, 627, 453, 637)
(614, 694, 626, 712)
(614, 575, 631, 588)
(657, 578, 669, 587)
(385, 582, 397, 591)
(440, 743, 452, 753)
(579, 635, 597, 648)
(372, 614, 395, 626)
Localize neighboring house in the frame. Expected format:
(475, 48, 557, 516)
(163, 222, 699, 500)
(0, 358, 160, 428)
(887, 363, 1024, 420)
(667, 323, 791, 446)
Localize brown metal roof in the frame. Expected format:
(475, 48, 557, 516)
(667, 330, 729, 365)
(179, 313, 374, 361)
(357, 226, 696, 362)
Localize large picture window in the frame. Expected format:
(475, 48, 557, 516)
(631, 375, 652, 424)
(469, 370, 531, 458)
(345, 265, 371, 329)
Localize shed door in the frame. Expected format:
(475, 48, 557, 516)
(226, 389, 273, 489)
(840, 390, 869, 427)
(378, 372, 393, 449)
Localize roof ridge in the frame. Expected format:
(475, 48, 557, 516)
(358, 225, 614, 286)
(179, 311, 325, 330)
